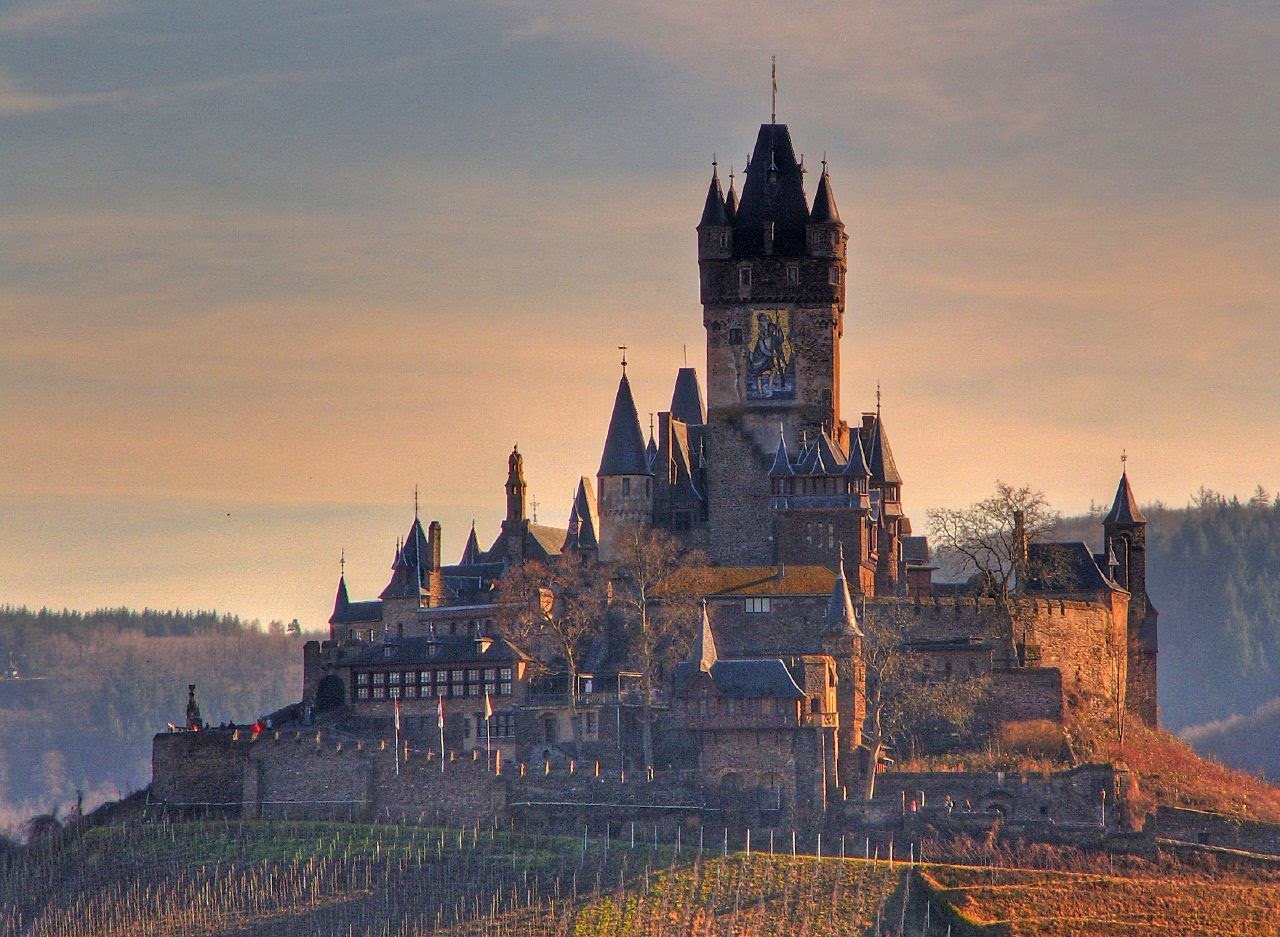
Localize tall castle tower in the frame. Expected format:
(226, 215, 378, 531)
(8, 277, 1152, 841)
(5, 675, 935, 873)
(698, 123, 849, 565)
(597, 363, 653, 561)
(1104, 468, 1159, 725)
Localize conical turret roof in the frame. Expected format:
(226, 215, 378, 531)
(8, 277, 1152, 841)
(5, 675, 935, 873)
(562, 476, 600, 552)
(598, 371, 653, 476)
(698, 164, 729, 227)
(865, 416, 903, 486)
(459, 523, 482, 565)
(808, 165, 842, 224)
(823, 545, 862, 636)
(724, 174, 739, 222)
(734, 124, 810, 256)
(1104, 471, 1146, 525)
(670, 367, 707, 426)
(769, 427, 794, 477)
(330, 575, 350, 622)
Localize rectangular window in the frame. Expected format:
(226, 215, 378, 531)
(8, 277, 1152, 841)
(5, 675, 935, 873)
(467, 683, 480, 697)
(738, 267, 751, 290)
(419, 671, 430, 684)
(389, 686, 401, 699)
(786, 265, 799, 286)
(463, 717, 471, 739)
(389, 671, 401, 684)
(499, 680, 512, 696)
(403, 684, 417, 699)
(491, 714, 515, 738)
(372, 673, 385, 685)
(586, 712, 598, 735)
(356, 672, 369, 685)
(728, 327, 743, 346)
(373, 687, 386, 700)
(357, 687, 370, 700)
(829, 266, 839, 285)
(745, 597, 771, 613)
(499, 667, 512, 681)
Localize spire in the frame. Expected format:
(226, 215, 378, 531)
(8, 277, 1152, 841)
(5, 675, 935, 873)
(693, 599, 718, 673)
(645, 416, 658, 470)
(865, 410, 903, 486)
(506, 444, 527, 523)
(823, 544, 862, 636)
(769, 425, 794, 477)
(724, 167, 738, 222)
(698, 159, 729, 227)
(330, 573, 350, 621)
(808, 161, 841, 224)
(562, 476, 601, 552)
(670, 367, 707, 426)
(1104, 469, 1146, 525)
(459, 521, 482, 565)
(598, 368, 653, 476)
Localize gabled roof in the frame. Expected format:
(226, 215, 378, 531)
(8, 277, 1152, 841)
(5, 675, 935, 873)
(734, 124, 810, 257)
(1025, 542, 1116, 594)
(459, 524, 483, 566)
(808, 167, 842, 224)
(844, 429, 871, 476)
(670, 367, 707, 426)
(1104, 471, 1147, 525)
(598, 372, 653, 476)
(698, 165, 729, 227)
(901, 535, 932, 566)
(864, 416, 903, 486)
(823, 546, 862, 637)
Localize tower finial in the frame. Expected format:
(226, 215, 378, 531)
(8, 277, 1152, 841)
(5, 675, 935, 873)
(649, 412, 655, 435)
(531, 496, 539, 524)
(414, 484, 419, 520)
(618, 345, 628, 372)
(682, 343, 687, 367)
(876, 381, 882, 419)
(340, 548, 345, 577)
(771, 54, 777, 124)
(1121, 448, 1128, 470)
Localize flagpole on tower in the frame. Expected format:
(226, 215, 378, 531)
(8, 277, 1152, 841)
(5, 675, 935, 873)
(484, 689, 493, 771)
(437, 694, 446, 773)
(393, 697, 401, 777)
(771, 55, 777, 124)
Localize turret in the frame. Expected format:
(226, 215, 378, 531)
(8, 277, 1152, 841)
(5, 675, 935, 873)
(506, 445, 527, 524)
(597, 363, 653, 561)
(697, 161, 732, 261)
(1104, 466, 1158, 725)
(822, 546, 864, 790)
(806, 161, 846, 259)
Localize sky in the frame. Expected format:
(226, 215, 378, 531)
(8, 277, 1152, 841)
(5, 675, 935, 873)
(2, 1, 1277, 630)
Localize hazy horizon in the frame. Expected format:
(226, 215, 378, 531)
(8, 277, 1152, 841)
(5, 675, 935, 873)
(3, 2, 1277, 628)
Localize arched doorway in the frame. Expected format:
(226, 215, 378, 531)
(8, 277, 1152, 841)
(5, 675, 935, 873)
(317, 674, 346, 711)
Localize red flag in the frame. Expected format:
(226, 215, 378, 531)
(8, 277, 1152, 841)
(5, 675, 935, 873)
(394, 697, 401, 732)
(483, 690, 493, 721)
(436, 695, 445, 729)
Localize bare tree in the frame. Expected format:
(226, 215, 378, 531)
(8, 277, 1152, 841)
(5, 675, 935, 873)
(606, 525, 706, 770)
(859, 605, 989, 799)
(496, 552, 607, 749)
(928, 481, 1059, 600)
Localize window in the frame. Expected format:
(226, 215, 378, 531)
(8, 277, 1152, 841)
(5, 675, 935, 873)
(463, 717, 472, 739)
(738, 267, 751, 290)
(786, 265, 799, 286)
(373, 687, 386, 700)
(728, 327, 743, 346)
(372, 673, 385, 685)
(357, 672, 369, 685)
(718, 230, 729, 249)
(726, 699, 737, 715)
(389, 686, 401, 699)
(357, 687, 370, 700)
(403, 684, 417, 699)
(388, 671, 401, 684)
(491, 713, 516, 737)
(622, 478, 631, 496)
(419, 671, 430, 684)
(745, 597, 771, 613)
(586, 712, 598, 735)
(829, 266, 839, 285)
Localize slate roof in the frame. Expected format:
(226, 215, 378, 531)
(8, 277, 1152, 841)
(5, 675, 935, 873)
(331, 575, 350, 621)
(331, 599, 383, 625)
(698, 165, 729, 227)
(733, 124, 810, 257)
(670, 367, 707, 426)
(769, 429, 793, 477)
(598, 372, 653, 476)
(823, 547, 862, 637)
(1104, 472, 1147, 525)
(563, 476, 600, 552)
(724, 175, 739, 222)
(844, 430, 871, 476)
(706, 659, 805, 699)
(901, 536, 932, 566)
(864, 416, 903, 486)
(528, 524, 568, 556)
(346, 633, 533, 668)
(458, 525, 483, 566)
(1025, 542, 1116, 594)
(808, 168, 841, 224)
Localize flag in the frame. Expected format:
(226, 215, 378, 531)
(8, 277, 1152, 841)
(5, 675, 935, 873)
(394, 697, 401, 732)
(483, 690, 493, 721)
(436, 695, 445, 729)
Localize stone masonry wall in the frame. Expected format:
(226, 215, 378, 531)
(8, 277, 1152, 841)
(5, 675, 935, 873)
(151, 733, 248, 807)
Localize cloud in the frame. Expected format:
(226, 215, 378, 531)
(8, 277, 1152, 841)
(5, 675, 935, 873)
(0, 0, 126, 34)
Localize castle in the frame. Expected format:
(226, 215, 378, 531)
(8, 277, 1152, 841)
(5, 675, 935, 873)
(166, 114, 1160, 821)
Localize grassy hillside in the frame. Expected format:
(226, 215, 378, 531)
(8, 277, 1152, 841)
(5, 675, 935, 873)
(3, 820, 1280, 936)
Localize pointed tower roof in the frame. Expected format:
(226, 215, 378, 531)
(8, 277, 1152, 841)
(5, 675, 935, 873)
(329, 575, 350, 623)
(598, 371, 653, 476)
(693, 600, 718, 673)
(459, 523, 482, 565)
(844, 429, 871, 476)
(823, 545, 862, 636)
(734, 123, 810, 256)
(698, 163, 729, 227)
(724, 170, 739, 222)
(865, 416, 903, 486)
(1104, 471, 1147, 525)
(563, 476, 601, 552)
(670, 367, 707, 426)
(401, 517, 431, 572)
(808, 163, 842, 224)
(768, 426, 794, 477)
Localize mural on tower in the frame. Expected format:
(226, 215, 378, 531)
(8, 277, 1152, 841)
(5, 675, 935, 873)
(746, 309, 795, 400)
